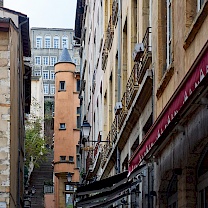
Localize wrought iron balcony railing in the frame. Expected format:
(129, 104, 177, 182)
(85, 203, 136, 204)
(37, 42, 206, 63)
(117, 92, 128, 130)
(100, 27, 152, 169)
(126, 63, 140, 109)
(112, 0, 118, 25)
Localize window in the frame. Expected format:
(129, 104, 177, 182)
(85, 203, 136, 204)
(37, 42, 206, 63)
(50, 71, 55, 80)
(65, 184, 73, 191)
(53, 36, 60, 48)
(59, 123, 66, 129)
(167, 0, 172, 67)
(76, 79, 80, 91)
(60, 156, 66, 161)
(62, 36, 68, 49)
(45, 36, 51, 48)
(198, 0, 205, 11)
(43, 56, 49, 65)
(65, 193, 73, 208)
(34, 70, 41, 76)
(76, 155, 81, 168)
(50, 84, 55, 95)
(35, 56, 41, 65)
(43, 71, 49, 80)
(77, 107, 81, 129)
(50, 56, 57, 66)
(197, 151, 208, 208)
(43, 84, 49, 94)
(59, 81, 65, 91)
(69, 156, 74, 162)
(167, 175, 178, 208)
(36, 36, 42, 48)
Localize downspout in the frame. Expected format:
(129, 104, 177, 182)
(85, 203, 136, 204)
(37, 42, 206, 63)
(116, 0, 122, 174)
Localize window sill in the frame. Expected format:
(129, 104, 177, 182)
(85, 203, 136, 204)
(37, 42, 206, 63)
(184, 1, 208, 50)
(59, 128, 66, 130)
(58, 90, 66, 92)
(54, 161, 74, 165)
(156, 62, 174, 98)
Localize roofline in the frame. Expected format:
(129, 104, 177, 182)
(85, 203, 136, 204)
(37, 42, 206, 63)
(31, 27, 74, 31)
(0, 6, 27, 17)
(54, 61, 76, 67)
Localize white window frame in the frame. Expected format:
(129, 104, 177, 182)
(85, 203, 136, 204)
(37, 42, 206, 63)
(53, 36, 60, 48)
(62, 36, 68, 49)
(34, 70, 41, 76)
(45, 35, 51, 48)
(197, 0, 205, 11)
(43, 84, 49, 94)
(43, 56, 49, 65)
(36, 36, 42, 48)
(167, 0, 172, 68)
(35, 56, 41, 65)
(50, 71, 55, 80)
(50, 84, 55, 94)
(43, 70, 49, 80)
(50, 56, 57, 66)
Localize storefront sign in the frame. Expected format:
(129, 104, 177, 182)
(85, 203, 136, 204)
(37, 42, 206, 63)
(129, 48, 208, 174)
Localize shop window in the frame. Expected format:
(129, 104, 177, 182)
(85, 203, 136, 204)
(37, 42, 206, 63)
(167, 175, 178, 207)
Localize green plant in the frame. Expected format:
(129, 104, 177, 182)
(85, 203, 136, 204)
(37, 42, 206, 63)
(25, 117, 48, 169)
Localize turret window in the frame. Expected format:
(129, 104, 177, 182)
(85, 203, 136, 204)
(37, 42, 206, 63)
(59, 81, 66, 91)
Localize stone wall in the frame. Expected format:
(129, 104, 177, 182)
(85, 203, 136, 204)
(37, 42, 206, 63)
(0, 30, 10, 207)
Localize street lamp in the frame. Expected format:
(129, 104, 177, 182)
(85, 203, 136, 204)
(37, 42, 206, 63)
(67, 172, 73, 183)
(81, 120, 91, 139)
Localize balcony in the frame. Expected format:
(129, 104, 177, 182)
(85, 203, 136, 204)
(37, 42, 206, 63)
(105, 16, 114, 51)
(112, 0, 118, 25)
(99, 28, 153, 174)
(137, 27, 152, 84)
(117, 92, 128, 130)
(126, 63, 140, 109)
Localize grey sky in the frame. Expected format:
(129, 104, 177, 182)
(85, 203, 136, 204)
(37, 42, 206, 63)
(4, 0, 77, 29)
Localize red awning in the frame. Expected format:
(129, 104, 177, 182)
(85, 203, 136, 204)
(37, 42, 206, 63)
(129, 46, 208, 174)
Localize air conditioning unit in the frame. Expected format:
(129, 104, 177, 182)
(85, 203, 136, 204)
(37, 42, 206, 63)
(114, 102, 122, 115)
(132, 43, 144, 62)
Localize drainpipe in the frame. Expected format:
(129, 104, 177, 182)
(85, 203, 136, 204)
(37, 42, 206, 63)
(116, 0, 122, 174)
(117, 0, 121, 102)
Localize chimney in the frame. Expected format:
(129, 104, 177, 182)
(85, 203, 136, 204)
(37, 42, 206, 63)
(0, 0, 3, 7)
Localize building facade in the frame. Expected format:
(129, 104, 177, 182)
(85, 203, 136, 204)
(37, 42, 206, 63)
(0, 6, 31, 208)
(54, 48, 80, 208)
(30, 27, 80, 102)
(76, 0, 208, 207)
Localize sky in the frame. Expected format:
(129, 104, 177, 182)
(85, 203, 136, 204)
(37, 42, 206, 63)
(4, 0, 77, 29)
